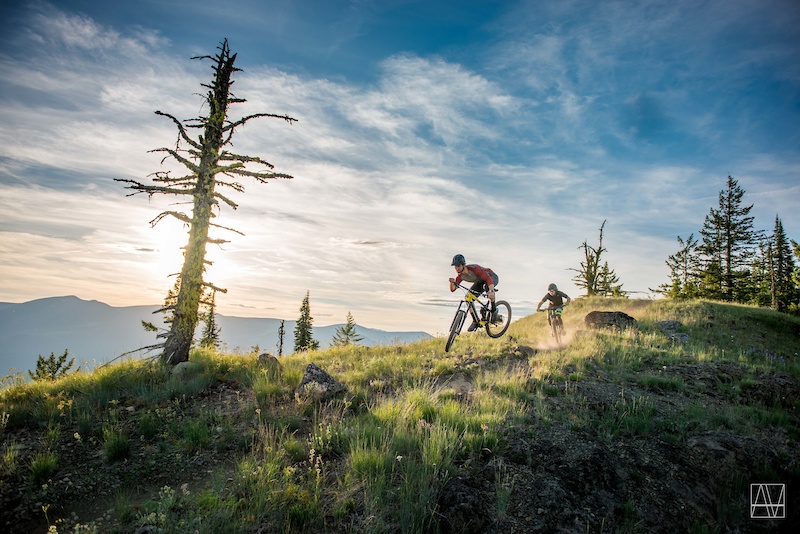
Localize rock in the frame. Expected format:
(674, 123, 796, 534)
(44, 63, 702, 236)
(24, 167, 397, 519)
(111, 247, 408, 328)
(257, 352, 283, 378)
(655, 320, 689, 343)
(666, 333, 689, 344)
(584, 311, 638, 331)
(655, 320, 683, 333)
(172, 360, 202, 378)
(295, 363, 346, 401)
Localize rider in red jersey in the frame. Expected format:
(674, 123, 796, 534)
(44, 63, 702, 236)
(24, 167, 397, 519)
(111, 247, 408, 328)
(448, 254, 498, 331)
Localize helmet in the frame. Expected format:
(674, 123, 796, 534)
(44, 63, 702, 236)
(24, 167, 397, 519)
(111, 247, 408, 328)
(548, 283, 557, 291)
(451, 254, 466, 266)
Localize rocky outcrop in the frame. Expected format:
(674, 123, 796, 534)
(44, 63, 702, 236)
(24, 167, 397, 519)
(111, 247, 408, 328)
(584, 311, 639, 330)
(295, 362, 346, 401)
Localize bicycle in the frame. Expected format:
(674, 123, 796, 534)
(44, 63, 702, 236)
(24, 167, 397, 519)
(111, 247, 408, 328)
(445, 284, 512, 352)
(538, 305, 566, 346)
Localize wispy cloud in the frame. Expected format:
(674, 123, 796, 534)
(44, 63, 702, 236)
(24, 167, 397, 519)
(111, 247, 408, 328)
(0, 0, 798, 332)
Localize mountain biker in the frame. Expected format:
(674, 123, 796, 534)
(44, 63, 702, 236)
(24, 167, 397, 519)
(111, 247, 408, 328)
(449, 254, 499, 331)
(537, 283, 571, 333)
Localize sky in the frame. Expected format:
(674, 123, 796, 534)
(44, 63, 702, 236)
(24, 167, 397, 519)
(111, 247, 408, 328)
(0, 0, 798, 334)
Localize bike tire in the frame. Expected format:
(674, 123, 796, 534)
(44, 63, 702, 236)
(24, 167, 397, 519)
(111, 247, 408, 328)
(552, 315, 562, 346)
(446, 309, 467, 352)
(485, 300, 512, 338)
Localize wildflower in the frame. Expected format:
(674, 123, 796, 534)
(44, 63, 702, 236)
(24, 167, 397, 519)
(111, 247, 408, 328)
(74, 432, 81, 441)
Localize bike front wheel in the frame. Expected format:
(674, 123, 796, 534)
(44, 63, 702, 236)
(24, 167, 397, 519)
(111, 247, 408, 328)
(446, 309, 467, 352)
(485, 300, 512, 338)
(552, 315, 562, 346)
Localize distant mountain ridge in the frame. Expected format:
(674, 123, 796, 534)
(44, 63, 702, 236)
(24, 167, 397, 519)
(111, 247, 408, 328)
(0, 296, 432, 376)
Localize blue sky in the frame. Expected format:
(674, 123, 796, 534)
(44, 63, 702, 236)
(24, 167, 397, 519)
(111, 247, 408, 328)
(0, 0, 798, 333)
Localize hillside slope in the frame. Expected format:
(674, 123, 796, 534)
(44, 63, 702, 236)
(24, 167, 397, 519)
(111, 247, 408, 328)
(1, 298, 798, 533)
(0, 296, 432, 376)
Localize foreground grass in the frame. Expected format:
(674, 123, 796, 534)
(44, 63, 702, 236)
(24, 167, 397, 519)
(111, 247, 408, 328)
(1, 298, 799, 532)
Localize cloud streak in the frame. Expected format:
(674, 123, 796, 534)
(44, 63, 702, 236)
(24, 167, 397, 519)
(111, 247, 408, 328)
(0, 0, 798, 333)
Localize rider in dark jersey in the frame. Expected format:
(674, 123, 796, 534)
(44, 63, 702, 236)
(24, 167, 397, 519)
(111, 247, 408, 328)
(537, 283, 571, 331)
(448, 254, 499, 332)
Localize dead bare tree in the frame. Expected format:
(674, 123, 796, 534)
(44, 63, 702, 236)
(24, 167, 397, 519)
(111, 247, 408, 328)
(117, 39, 296, 365)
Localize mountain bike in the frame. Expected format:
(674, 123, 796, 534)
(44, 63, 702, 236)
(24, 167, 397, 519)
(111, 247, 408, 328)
(538, 305, 565, 346)
(445, 284, 512, 352)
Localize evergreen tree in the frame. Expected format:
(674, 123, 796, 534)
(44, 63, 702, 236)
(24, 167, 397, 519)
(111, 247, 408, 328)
(570, 220, 625, 296)
(29, 349, 75, 382)
(657, 234, 701, 298)
(597, 262, 626, 297)
(277, 319, 285, 357)
(697, 175, 761, 302)
(332, 311, 364, 347)
(793, 239, 800, 291)
(199, 288, 222, 349)
(749, 239, 774, 308)
(769, 216, 797, 312)
(116, 40, 296, 365)
(294, 291, 320, 352)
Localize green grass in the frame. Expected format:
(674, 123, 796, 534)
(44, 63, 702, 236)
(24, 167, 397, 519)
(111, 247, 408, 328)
(1, 297, 799, 532)
(29, 449, 58, 485)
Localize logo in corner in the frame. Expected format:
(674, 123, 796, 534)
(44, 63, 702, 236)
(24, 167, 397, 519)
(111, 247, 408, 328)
(750, 483, 785, 519)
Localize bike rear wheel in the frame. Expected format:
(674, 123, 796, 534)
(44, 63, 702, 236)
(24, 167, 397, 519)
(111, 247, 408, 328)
(446, 309, 467, 352)
(485, 300, 512, 338)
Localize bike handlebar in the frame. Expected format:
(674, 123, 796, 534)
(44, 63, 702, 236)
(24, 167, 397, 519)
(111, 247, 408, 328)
(537, 302, 568, 312)
(455, 283, 497, 296)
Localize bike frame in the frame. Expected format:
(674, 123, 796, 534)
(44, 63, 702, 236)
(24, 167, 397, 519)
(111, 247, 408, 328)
(446, 284, 512, 352)
(539, 306, 565, 345)
(546, 307, 564, 322)
(457, 285, 493, 328)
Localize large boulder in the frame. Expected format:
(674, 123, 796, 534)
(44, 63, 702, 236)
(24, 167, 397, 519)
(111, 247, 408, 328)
(584, 311, 638, 331)
(257, 352, 283, 378)
(296, 362, 346, 401)
(171, 360, 203, 378)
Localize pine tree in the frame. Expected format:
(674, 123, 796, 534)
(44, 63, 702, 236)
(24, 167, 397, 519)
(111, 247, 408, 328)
(332, 311, 364, 347)
(294, 291, 320, 352)
(199, 288, 221, 349)
(697, 176, 761, 302)
(749, 239, 774, 308)
(116, 40, 296, 365)
(657, 234, 701, 298)
(277, 319, 285, 357)
(570, 220, 624, 296)
(769, 216, 797, 312)
(793, 239, 800, 293)
(29, 349, 75, 381)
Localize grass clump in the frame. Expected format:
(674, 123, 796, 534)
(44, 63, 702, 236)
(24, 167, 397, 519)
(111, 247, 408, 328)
(29, 450, 58, 485)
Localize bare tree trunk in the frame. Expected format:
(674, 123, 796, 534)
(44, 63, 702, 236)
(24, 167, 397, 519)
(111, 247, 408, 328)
(118, 40, 296, 366)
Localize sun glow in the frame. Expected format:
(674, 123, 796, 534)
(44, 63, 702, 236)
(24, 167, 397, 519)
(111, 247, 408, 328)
(148, 220, 189, 281)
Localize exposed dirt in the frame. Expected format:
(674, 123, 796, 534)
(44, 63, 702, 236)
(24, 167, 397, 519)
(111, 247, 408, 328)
(2, 348, 799, 533)
(438, 355, 800, 533)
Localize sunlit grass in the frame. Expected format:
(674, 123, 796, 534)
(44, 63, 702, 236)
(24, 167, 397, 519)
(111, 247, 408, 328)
(2, 297, 799, 532)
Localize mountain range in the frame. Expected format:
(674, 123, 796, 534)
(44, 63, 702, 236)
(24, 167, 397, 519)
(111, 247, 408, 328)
(0, 296, 432, 377)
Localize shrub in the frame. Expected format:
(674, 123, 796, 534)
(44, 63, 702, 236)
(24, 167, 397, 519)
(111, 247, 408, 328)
(103, 426, 131, 462)
(29, 349, 75, 381)
(29, 450, 57, 485)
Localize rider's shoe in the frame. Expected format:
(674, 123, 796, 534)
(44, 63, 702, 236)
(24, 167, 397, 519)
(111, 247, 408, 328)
(491, 311, 499, 323)
(467, 321, 479, 332)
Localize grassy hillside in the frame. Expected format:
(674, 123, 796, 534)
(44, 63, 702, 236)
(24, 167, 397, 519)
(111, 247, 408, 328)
(1, 298, 799, 533)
